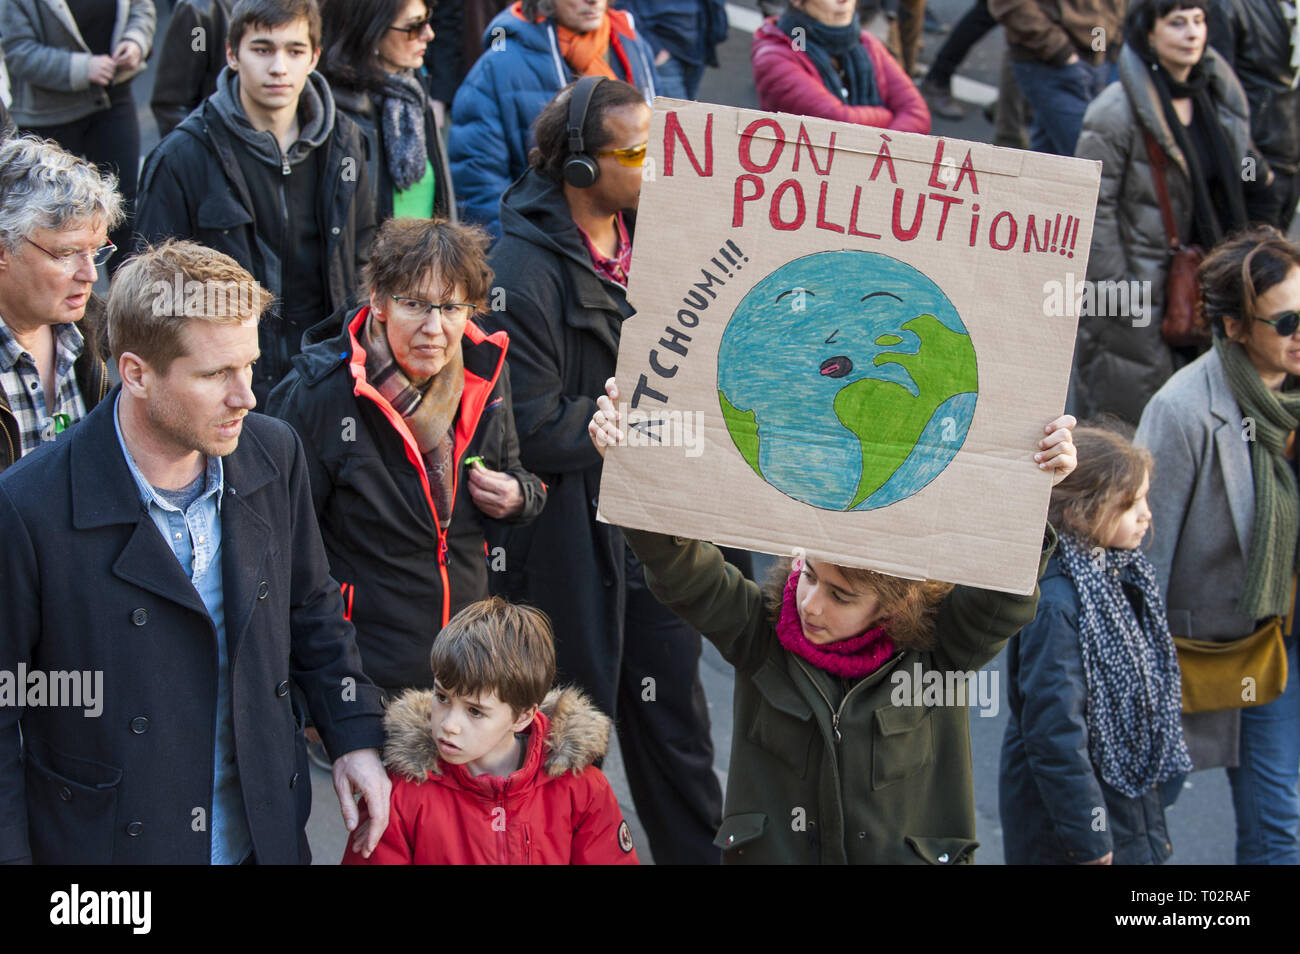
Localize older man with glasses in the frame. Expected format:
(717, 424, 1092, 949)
(0, 136, 121, 474)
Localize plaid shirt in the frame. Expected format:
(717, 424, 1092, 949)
(0, 318, 88, 460)
(577, 211, 632, 288)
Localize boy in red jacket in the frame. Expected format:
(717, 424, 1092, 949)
(342, 598, 640, 865)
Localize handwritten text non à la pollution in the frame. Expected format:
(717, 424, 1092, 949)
(661, 111, 1083, 257)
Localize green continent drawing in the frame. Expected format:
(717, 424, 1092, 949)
(716, 250, 978, 511)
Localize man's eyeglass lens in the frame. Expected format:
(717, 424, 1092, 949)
(25, 237, 116, 270)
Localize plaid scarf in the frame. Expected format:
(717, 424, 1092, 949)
(1056, 534, 1192, 798)
(363, 314, 463, 524)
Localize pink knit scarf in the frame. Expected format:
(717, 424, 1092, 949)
(775, 568, 896, 678)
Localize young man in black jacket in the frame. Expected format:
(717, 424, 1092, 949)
(135, 0, 375, 402)
(1209, 0, 1300, 230)
(481, 77, 724, 865)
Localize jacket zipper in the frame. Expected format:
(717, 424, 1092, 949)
(279, 153, 290, 340)
(793, 657, 874, 744)
(497, 792, 508, 865)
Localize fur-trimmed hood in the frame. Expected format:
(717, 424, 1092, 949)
(382, 686, 610, 783)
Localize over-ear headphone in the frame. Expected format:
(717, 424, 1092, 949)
(563, 75, 605, 189)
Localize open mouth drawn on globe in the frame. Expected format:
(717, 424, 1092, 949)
(717, 250, 979, 512)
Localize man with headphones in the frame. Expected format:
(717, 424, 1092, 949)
(482, 76, 726, 864)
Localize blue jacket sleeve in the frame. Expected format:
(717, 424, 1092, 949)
(448, 57, 515, 239)
(1012, 601, 1114, 862)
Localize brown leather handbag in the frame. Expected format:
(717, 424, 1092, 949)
(1143, 130, 1208, 348)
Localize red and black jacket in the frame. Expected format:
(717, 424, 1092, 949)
(266, 305, 546, 694)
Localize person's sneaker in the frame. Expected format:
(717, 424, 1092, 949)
(920, 77, 965, 120)
(924, 7, 949, 33)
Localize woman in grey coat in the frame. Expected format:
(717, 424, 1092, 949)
(1074, 0, 1254, 424)
(0, 0, 155, 269)
(1136, 226, 1300, 864)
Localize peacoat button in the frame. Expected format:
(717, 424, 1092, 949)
(289, 772, 300, 789)
(59, 786, 72, 802)
(126, 821, 143, 837)
(276, 680, 290, 697)
(257, 580, 270, 599)
(131, 608, 149, 626)
(938, 852, 950, 864)
(130, 716, 149, 734)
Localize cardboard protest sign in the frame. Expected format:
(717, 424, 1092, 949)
(598, 99, 1102, 595)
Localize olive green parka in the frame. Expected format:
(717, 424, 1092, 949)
(624, 526, 1055, 864)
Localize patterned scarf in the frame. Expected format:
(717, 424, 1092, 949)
(1214, 336, 1300, 619)
(362, 313, 463, 524)
(774, 566, 895, 678)
(379, 69, 429, 192)
(1056, 534, 1192, 798)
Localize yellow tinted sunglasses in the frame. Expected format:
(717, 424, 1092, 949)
(596, 142, 648, 167)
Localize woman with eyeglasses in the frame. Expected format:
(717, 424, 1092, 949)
(1073, 0, 1258, 425)
(1136, 225, 1300, 864)
(319, 0, 455, 224)
(266, 217, 546, 697)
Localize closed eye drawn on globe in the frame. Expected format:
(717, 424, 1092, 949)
(717, 250, 979, 511)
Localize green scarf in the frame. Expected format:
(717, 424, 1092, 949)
(1214, 336, 1300, 619)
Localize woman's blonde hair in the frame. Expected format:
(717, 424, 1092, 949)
(764, 558, 953, 651)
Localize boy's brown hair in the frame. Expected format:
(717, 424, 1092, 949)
(764, 560, 954, 651)
(1047, 422, 1153, 548)
(430, 597, 556, 716)
(107, 239, 272, 374)
(228, 0, 323, 53)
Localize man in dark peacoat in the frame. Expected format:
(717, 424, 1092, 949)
(0, 395, 387, 864)
(0, 240, 389, 864)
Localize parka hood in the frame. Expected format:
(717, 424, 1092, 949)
(498, 167, 595, 270)
(382, 685, 611, 782)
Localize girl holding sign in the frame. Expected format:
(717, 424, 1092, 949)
(588, 377, 1076, 864)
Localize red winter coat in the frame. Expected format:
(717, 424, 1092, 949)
(751, 19, 931, 134)
(342, 687, 639, 865)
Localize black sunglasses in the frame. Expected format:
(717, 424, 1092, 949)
(1257, 310, 1300, 337)
(387, 17, 432, 40)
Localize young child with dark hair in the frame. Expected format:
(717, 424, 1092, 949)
(342, 597, 639, 864)
(999, 424, 1192, 865)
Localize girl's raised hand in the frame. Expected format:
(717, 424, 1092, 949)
(588, 377, 625, 458)
(1036, 414, 1078, 487)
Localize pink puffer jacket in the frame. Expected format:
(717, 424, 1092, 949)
(751, 19, 931, 134)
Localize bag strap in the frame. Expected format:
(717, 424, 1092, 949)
(1286, 573, 1298, 635)
(1142, 128, 1182, 249)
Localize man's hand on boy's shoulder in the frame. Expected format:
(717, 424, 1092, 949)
(333, 747, 391, 858)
